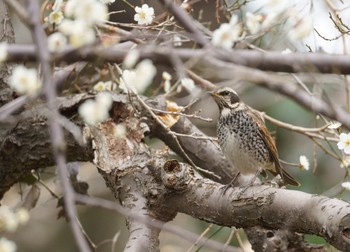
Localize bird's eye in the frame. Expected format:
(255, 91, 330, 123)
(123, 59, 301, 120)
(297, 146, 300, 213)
(220, 91, 229, 96)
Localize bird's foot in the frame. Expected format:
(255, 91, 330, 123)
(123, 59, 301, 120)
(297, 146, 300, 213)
(219, 172, 240, 196)
(237, 171, 261, 196)
(220, 183, 232, 195)
(271, 175, 285, 188)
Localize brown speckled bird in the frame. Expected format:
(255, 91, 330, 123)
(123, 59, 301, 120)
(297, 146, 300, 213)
(210, 87, 299, 186)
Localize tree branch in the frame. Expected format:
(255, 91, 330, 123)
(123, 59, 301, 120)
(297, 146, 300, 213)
(26, 0, 91, 250)
(4, 44, 350, 75)
(160, 159, 350, 251)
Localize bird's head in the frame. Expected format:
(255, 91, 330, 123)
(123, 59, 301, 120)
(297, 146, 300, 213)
(210, 87, 240, 110)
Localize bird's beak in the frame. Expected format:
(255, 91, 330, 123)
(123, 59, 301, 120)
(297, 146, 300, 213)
(207, 90, 218, 97)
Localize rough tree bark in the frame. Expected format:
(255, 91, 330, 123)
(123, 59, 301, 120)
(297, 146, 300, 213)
(1, 92, 350, 251)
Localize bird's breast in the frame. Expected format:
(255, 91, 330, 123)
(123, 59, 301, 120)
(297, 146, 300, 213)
(217, 111, 271, 174)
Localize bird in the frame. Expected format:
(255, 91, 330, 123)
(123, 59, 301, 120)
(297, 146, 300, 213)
(210, 87, 300, 187)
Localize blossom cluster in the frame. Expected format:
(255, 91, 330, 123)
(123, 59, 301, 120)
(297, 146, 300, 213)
(9, 66, 42, 95)
(46, 0, 109, 51)
(1, 42, 42, 96)
(211, 15, 241, 50)
(119, 59, 157, 94)
(0, 206, 29, 233)
(211, 1, 313, 49)
(161, 71, 195, 94)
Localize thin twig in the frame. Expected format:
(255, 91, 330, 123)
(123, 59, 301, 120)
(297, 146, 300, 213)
(309, 137, 340, 161)
(264, 114, 329, 133)
(26, 0, 90, 251)
(75, 194, 237, 252)
(234, 230, 246, 252)
(31, 172, 60, 199)
(186, 69, 216, 90)
(223, 228, 236, 251)
(150, 107, 212, 122)
(158, 0, 209, 47)
(173, 132, 217, 141)
(186, 224, 214, 252)
(134, 93, 221, 179)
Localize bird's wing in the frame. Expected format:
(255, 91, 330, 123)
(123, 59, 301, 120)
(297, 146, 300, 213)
(249, 107, 300, 186)
(247, 107, 281, 172)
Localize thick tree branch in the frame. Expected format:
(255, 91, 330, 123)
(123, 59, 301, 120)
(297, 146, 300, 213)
(4, 44, 350, 130)
(148, 110, 235, 183)
(160, 160, 350, 251)
(122, 179, 161, 252)
(0, 96, 93, 198)
(158, 0, 209, 47)
(4, 44, 350, 75)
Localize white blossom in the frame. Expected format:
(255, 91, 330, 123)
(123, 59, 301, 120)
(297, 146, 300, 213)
(212, 20, 241, 49)
(134, 4, 154, 25)
(65, 0, 79, 17)
(0, 238, 16, 252)
(0, 206, 18, 233)
(47, 10, 64, 25)
(71, 29, 95, 48)
(229, 15, 239, 26)
(65, 0, 107, 24)
(338, 133, 350, 154)
(15, 208, 29, 225)
(95, 92, 113, 109)
(288, 16, 313, 41)
(99, 0, 115, 4)
(48, 32, 67, 52)
(123, 50, 139, 69)
(0, 42, 8, 63)
(299, 155, 309, 171)
(246, 12, 263, 35)
(74, 0, 108, 24)
(93, 81, 116, 92)
(9, 66, 41, 95)
(58, 19, 75, 35)
(180, 77, 195, 92)
(173, 35, 182, 47)
(120, 60, 157, 94)
(78, 92, 113, 125)
(119, 70, 137, 93)
(59, 20, 96, 48)
(162, 71, 172, 93)
(342, 182, 350, 191)
(46, 1, 64, 25)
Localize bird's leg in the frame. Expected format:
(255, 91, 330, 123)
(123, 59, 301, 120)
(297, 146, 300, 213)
(220, 171, 241, 195)
(240, 168, 262, 194)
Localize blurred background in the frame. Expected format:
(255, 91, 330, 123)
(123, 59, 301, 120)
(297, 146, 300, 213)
(3, 0, 350, 251)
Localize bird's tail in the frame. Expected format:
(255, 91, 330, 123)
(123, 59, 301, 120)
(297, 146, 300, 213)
(280, 168, 300, 186)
